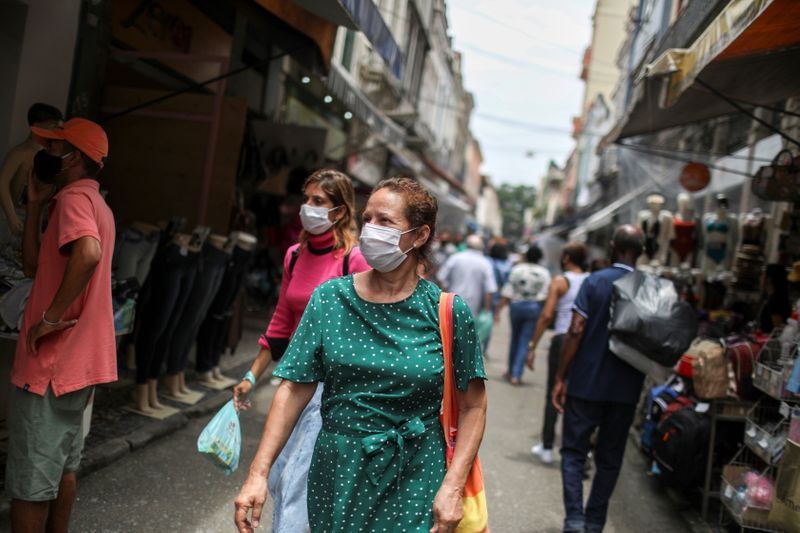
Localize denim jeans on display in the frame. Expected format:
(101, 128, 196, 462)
(561, 396, 636, 533)
(134, 244, 201, 384)
(114, 226, 160, 286)
(195, 245, 252, 373)
(542, 333, 565, 450)
(507, 300, 543, 380)
(166, 243, 230, 375)
(268, 383, 323, 533)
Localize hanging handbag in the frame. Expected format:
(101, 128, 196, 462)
(438, 292, 490, 533)
(752, 149, 800, 202)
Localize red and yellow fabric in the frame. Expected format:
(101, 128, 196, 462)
(439, 292, 490, 533)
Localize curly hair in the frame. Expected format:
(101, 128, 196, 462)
(299, 169, 358, 255)
(373, 177, 438, 272)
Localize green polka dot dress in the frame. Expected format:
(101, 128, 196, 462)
(273, 275, 486, 533)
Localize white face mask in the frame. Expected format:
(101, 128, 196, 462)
(300, 204, 341, 235)
(359, 223, 419, 272)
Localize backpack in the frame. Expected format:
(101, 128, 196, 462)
(641, 385, 680, 456)
(652, 398, 710, 488)
(689, 338, 735, 400)
(640, 375, 689, 456)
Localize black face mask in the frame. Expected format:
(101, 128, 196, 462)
(33, 150, 71, 185)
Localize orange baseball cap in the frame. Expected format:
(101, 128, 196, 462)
(31, 118, 108, 167)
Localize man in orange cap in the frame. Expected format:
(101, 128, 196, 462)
(6, 118, 117, 533)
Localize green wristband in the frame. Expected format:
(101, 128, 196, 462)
(243, 370, 256, 387)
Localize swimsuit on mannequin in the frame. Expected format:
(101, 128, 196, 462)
(701, 194, 739, 277)
(670, 193, 697, 266)
(636, 194, 673, 266)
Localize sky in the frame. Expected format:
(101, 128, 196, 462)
(447, 0, 594, 188)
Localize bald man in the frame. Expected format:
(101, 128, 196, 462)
(436, 234, 497, 317)
(550, 225, 646, 533)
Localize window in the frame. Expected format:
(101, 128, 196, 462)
(403, 6, 428, 104)
(341, 30, 355, 72)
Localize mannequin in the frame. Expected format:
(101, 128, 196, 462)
(732, 208, 774, 290)
(0, 104, 62, 245)
(670, 193, 697, 267)
(197, 231, 257, 387)
(164, 232, 231, 402)
(133, 229, 207, 415)
(701, 194, 739, 277)
(636, 194, 673, 266)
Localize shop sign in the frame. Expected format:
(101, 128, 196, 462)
(679, 162, 711, 192)
(112, 0, 232, 84)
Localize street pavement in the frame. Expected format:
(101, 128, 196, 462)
(65, 311, 698, 532)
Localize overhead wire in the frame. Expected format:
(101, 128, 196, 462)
(616, 142, 754, 178)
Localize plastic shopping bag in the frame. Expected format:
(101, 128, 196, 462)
(197, 400, 241, 475)
(475, 310, 493, 346)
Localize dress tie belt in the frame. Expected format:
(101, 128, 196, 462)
(323, 416, 438, 491)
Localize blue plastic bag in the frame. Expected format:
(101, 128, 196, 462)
(197, 400, 241, 475)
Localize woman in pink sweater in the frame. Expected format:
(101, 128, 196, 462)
(233, 169, 368, 532)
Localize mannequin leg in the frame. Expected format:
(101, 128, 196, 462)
(134, 384, 154, 414)
(164, 374, 183, 399)
(178, 372, 196, 395)
(147, 379, 164, 409)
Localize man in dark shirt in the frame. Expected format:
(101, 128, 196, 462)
(551, 225, 645, 533)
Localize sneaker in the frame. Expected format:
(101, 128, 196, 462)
(531, 443, 554, 465)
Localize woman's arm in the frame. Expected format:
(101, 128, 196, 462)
(234, 380, 317, 532)
(493, 296, 510, 323)
(430, 379, 487, 532)
(232, 346, 273, 410)
(527, 277, 567, 368)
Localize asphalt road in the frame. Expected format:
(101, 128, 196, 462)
(69, 313, 696, 532)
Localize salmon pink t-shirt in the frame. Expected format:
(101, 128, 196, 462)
(12, 179, 117, 396)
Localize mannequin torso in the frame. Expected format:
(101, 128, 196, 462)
(637, 208, 673, 266)
(701, 208, 739, 274)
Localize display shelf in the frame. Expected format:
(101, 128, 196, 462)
(701, 399, 753, 520)
(718, 447, 779, 533)
(744, 399, 789, 465)
(753, 329, 799, 402)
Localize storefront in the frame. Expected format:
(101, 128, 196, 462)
(585, 1, 800, 530)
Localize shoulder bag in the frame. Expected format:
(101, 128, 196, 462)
(439, 292, 489, 533)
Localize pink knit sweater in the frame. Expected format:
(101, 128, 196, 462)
(259, 231, 369, 349)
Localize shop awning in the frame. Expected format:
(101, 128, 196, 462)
(291, 0, 404, 78)
(612, 0, 800, 141)
(327, 63, 405, 146)
(568, 183, 650, 241)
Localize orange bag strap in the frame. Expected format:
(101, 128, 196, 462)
(439, 292, 458, 466)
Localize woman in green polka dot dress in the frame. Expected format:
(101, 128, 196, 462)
(235, 177, 488, 533)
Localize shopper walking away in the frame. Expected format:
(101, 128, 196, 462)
(526, 242, 588, 464)
(232, 169, 369, 533)
(551, 225, 645, 533)
(437, 234, 497, 317)
(482, 240, 512, 355)
(496, 244, 551, 385)
(7, 119, 115, 533)
(235, 177, 487, 533)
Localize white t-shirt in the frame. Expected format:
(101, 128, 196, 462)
(502, 263, 551, 302)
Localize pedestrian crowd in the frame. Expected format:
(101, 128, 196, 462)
(4, 107, 649, 533)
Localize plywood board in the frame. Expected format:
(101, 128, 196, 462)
(101, 86, 247, 233)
